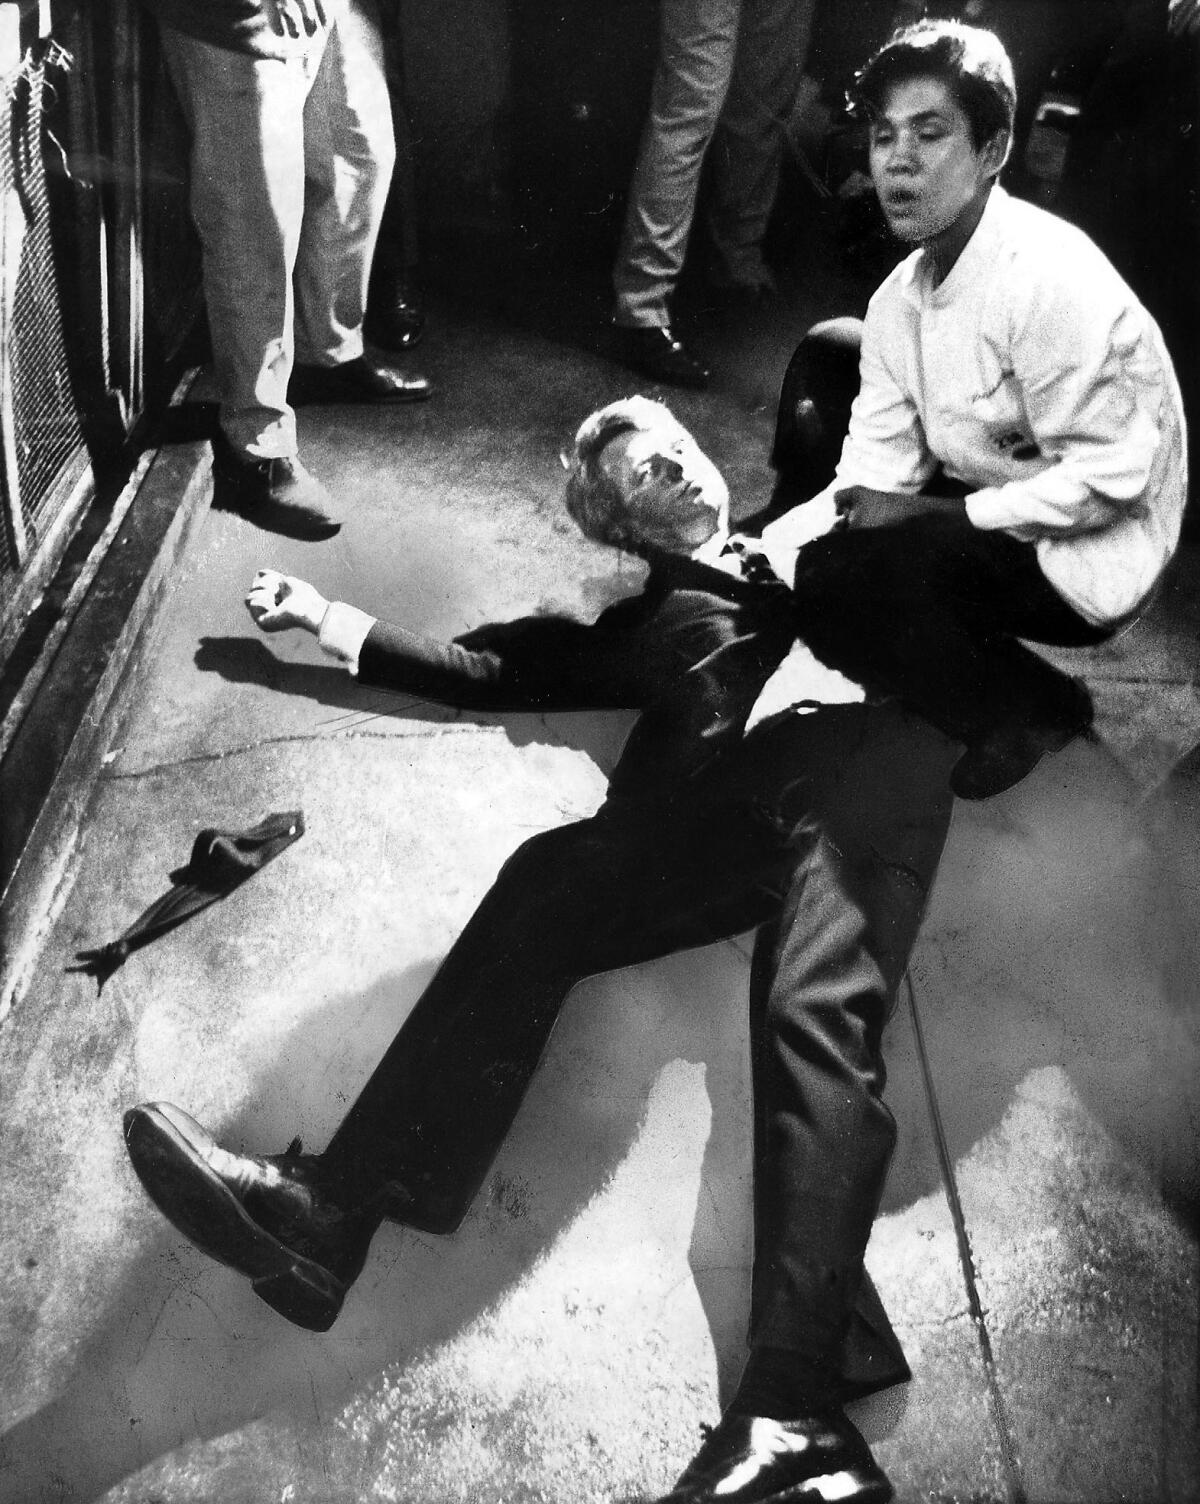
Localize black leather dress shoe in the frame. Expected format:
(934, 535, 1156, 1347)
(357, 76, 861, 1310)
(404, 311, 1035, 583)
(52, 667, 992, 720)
(210, 435, 341, 541)
(951, 676, 1094, 801)
(123, 1102, 381, 1331)
(651, 1410, 893, 1503)
(290, 354, 434, 406)
(366, 273, 426, 350)
(616, 325, 711, 389)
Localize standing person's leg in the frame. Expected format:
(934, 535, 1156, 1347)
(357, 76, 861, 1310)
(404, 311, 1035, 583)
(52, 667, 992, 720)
(366, 22, 427, 352)
(612, 0, 741, 385)
(288, 0, 424, 394)
(124, 799, 793, 1330)
(160, 29, 315, 463)
(705, 0, 817, 292)
(291, 0, 430, 402)
(293, 0, 393, 366)
(159, 27, 342, 539)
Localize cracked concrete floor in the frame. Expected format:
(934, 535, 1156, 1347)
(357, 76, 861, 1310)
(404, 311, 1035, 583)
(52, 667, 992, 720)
(1, 269, 1198, 1504)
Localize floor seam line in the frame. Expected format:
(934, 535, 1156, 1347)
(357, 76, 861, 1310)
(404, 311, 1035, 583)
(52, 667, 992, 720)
(905, 969, 1029, 1504)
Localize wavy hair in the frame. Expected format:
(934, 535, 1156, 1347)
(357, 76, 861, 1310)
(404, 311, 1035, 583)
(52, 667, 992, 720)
(851, 19, 1016, 156)
(563, 395, 691, 551)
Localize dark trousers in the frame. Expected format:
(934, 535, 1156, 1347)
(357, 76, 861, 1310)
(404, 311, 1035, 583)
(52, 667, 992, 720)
(321, 701, 956, 1390)
(772, 320, 1112, 744)
(793, 516, 1110, 745)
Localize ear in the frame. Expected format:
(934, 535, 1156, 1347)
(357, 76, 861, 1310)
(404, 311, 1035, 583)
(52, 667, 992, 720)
(981, 128, 1011, 178)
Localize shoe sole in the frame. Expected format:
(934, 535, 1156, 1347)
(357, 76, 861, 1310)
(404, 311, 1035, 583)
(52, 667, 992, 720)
(123, 1105, 344, 1331)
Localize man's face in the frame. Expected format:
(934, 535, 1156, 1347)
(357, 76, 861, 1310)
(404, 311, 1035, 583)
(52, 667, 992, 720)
(598, 419, 729, 553)
(868, 75, 1001, 244)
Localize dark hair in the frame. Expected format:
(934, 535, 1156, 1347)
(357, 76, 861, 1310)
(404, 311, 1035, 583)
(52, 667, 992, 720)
(850, 19, 1016, 151)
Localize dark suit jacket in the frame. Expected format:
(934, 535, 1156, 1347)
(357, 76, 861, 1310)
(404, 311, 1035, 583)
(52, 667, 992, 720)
(356, 552, 797, 801)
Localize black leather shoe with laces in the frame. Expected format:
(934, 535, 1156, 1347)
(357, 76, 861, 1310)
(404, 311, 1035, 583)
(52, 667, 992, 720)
(210, 435, 341, 541)
(123, 1101, 382, 1331)
(651, 1410, 893, 1503)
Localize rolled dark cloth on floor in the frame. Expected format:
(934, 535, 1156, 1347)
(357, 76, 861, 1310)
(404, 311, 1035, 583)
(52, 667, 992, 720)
(70, 811, 304, 990)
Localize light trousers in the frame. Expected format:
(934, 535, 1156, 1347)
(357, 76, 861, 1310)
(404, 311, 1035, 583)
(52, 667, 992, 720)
(613, 0, 814, 328)
(161, 2, 395, 459)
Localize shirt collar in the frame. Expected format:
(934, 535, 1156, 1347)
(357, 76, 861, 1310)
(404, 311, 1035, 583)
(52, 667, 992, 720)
(898, 184, 1010, 308)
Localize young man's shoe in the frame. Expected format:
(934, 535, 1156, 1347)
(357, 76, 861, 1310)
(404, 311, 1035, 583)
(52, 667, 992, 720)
(615, 325, 711, 389)
(290, 354, 434, 406)
(651, 1409, 894, 1503)
(123, 1102, 381, 1331)
(950, 675, 1094, 801)
(210, 435, 342, 542)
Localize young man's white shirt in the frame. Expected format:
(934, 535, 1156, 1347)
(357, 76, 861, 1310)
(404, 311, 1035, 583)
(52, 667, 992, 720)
(761, 187, 1187, 627)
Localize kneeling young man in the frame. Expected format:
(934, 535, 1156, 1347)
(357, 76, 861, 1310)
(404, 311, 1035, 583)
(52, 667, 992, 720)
(125, 393, 957, 1504)
(764, 19, 1185, 800)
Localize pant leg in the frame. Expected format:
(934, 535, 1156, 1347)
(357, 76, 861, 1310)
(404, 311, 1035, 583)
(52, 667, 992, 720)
(705, 0, 816, 288)
(791, 517, 1112, 746)
(739, 703, 956, 1370)
(294, 0, 395, 366)
(160, 27, 326, 459)
(612, 0, 742, 328)
(320, 800, 792, 1230)
(371, 29, 421, 283)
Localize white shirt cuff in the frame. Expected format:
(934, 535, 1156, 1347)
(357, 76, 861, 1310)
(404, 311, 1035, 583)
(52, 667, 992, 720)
(317, 601, 377, 674)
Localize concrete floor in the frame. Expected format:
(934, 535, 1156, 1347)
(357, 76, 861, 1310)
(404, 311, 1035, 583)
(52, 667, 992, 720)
(1, 230, 1199, 1504)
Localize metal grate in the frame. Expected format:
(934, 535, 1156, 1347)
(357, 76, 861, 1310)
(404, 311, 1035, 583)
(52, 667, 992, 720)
(0, 42, 86, 583)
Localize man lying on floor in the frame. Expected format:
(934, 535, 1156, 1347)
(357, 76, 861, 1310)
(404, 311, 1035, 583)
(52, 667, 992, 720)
(125, 392, 962, 1504)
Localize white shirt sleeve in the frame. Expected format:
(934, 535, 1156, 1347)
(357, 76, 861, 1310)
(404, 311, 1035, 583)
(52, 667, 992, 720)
(965, 269, 1167, 538)
(759, 292, 936, 585)
(839, 295, 939, 495)
(317, 600, 378, 674)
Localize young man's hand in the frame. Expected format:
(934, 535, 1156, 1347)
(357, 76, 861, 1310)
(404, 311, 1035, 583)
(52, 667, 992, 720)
(245, 569, 330, 635)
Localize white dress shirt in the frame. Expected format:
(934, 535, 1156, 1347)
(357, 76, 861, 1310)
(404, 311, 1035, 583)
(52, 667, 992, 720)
(761, 187, 1187, 627)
